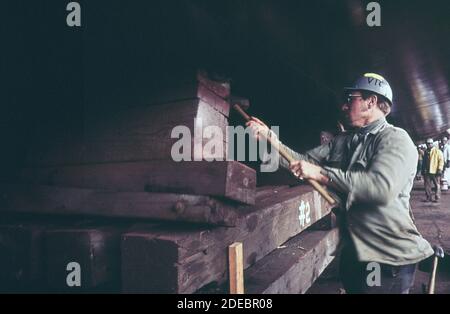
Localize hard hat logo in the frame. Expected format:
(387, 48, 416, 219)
(367, 77, 383, 87)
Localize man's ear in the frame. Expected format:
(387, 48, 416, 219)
(368, 94, 378, 109)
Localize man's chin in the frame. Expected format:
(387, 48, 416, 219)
(342, 118, 356, 129)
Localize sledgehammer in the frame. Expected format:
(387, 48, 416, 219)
(233, 104, 336, 206)
(428, 245, 445, 294)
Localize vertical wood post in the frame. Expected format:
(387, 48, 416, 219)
(229, 242, 244, 294)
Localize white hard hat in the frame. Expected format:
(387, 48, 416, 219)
(344, 73, 393, 106)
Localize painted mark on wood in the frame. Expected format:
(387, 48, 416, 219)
(298, 200, 311, 228)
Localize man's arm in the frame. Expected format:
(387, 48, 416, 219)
(277, 139, 333, 170)
(322, 129, 418, 210)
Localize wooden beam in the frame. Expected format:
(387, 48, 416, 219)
(16, 161, 256, 205)
(44, 227, 121, 292)
(229, 242, 244, 294)
(198, 228, 340, 294)
(26, 98, 229, 166)
(309, 212, 337, 230)
(0, 183, 240, 226)
(244, 228, 340, 294)
(146, 70, 230, 108)
(121, 185, 333, 293)
(0, 223, 46, 292)
(196, 70, 231, 100)
(148, 79, 230, 116)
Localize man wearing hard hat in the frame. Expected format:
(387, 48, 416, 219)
(422, 138, 444, 202)
(248, 73, 433, 293)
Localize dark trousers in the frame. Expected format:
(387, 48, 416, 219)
(424, 174, 441, 200)
(339, 245, 417, 294)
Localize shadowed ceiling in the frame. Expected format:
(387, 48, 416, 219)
(2, 0, 449, 171)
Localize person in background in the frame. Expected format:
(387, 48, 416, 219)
(442, 137, 450, 190)
(422, 139, 444, 202)
(416, 145, 424, 181)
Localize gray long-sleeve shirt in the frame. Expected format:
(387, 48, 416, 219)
(277, 117, 433, 265)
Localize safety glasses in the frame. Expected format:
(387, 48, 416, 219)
(343, 94, 363, 104)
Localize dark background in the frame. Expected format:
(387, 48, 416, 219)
(1, 0, 449, 175)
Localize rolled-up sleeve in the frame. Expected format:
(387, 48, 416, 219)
(324, 129, 418, 210)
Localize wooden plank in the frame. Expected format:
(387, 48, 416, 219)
(244, 228, 340, 294)
(26, 99, 229, 166)
(44, 227, 121, 292)
(149, 81, 230, 116)
(0, 223, 46, 292)
(309, 212, 338, 230)
(229, 242, 244, 294)
(196, 70, 231, 100)
(197, 228, 340, 294)
(147, 70, 231, 110)
(16, 161, 256, 205)
(229, 96, 250, 110)
(0, 183, 240, 226)
(121, 185, 332, 293)
(255, 185, 292, 202)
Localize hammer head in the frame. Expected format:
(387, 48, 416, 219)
(229, 96, 250, 110)
(433, 245, 445, 259)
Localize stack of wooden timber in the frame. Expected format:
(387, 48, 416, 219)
(0, 71, 339, 293)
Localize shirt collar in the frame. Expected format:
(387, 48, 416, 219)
(357, 117, 387, 136)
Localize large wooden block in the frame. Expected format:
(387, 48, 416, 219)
(197, 228, 340, 294)
(27, 98, 229, 166)
(147, 70, 231, 114)
(16, 161, 256, 205)
(244, 228, 340, 294)
(121, 185, 332, 293)
(0, 223, 46, 292)
(44, 227, 121, 292)
(0, 183, 240, 226)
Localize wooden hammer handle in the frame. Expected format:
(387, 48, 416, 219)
(428, 256, 439, 294)
(233, 104, 336, 206)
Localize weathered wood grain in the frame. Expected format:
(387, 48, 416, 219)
(197, 228, 340, 294)
(0, 183, 241, 226)
(16, 161, 256, 205)
(0, 223, 46, 291)
(121, 185, 332, 293)
(26, 99, 229, 166)
(244, 228, 340, 294)
(44, 227, 121, 291)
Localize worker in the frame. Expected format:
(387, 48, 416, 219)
(247, 73, 433, 294)
(417, 145, 425, 181)
(422, 138, 444, 202)
(442, 137, 450, 190)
